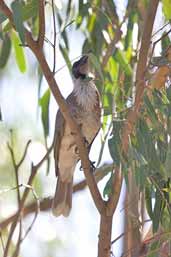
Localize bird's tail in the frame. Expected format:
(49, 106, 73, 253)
(52, 177, 73, 217)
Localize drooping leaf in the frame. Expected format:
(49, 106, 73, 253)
(161, 33, 171, 52)
(89, 52, 104, 82)
(124, 11, 136, 50)
(37, 65, 43, 100)
(11, 0, 25, 44)
(113, 48, 132, 76)
(165, 141, 171, 179)
(145, 185, 153, 220)
(162, 0, 171, 20)
(3, 0, 38, 32)
(39, 89, 51, 137)
(0, 13, 7, 24)
(108, 121, 123, 166)
(144, 94, 158, 124)
(11, 31, 27, 73)
(103, 172, 113, 198)
(0, 34, 11, 68)
(153, 188, 162, 232)
(57, 13, 69, 50)
(66, 0, 72, 16)
(59, 44, 72, 72)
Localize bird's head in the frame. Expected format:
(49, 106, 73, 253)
(72, 55, 89, 80)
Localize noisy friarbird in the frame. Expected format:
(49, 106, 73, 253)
(52, 55, 101, 217)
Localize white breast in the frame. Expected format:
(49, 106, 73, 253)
(73, 78, 98, 110)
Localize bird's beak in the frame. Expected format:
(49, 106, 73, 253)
(78, 55, 89, 75)
(79, 55, 88, 65)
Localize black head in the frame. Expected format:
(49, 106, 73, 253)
(72, 55, 89, 79)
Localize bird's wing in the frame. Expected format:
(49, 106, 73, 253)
(88, 90, 101, 152)
(53, 93, 78, 177)
(54, 110, 65, 177)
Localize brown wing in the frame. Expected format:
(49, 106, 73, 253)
(53, 110, 65, 177)
(53, 93, 78, 177)
(88, 89, 101, 152)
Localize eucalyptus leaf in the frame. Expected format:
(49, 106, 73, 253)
(11, 31, 26, 73)
(39, 89, 51, 137)
(0, 35, 11, 68)
(11, 0, 25, 44)
(162, 0, 171, 20)
(0, 13, 7, 24)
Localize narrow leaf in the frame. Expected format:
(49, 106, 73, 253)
(0, 35, 11, 68)
(11, 0, 25, 44)
(11, 31, 26, 73)
(0, 13, 7, 24)
(89, 52, 104, 82)
(39, 89, 51, 137)
(162, 0, 171, 20)
(59, 44, 72, 72)
(103, 173, 113, 198)
(113, 48, 132, 76)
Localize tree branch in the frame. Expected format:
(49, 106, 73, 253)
(0, 163, 113, 230)
(38, 0, 45, 48)
(106, 167, 123, 216)
(122, 0, 159, 154)
(0, 0, 105, 216)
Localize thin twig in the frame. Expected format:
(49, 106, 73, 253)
(0, 163, 113, 230)
(2, 143, 53, 257)
(111, 232, 125, 245)
(151, 21, 170, 38)
(52, 0, 57, 74)
(17, 140, 31, 168)
(148, 28, 171, 67)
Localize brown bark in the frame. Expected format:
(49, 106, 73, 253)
(98, 215, 113, 257)
(123, 0, 159, 256)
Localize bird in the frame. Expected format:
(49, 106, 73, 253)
(52, 55, 101, 217)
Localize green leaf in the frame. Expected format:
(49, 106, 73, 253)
(89, 53, 104, 82)
(0, 12, 7, 24)
(165, 141, 171, 179)
(108, 121, 123, 166)
(57, 13, 69, 50)
(124, 11, 136, 50)
(161, 33, 171, 51)
(153, 188, 162, 232)
(3, 0, 38, 32)
(162, 0, 171, 20)
(11, 0, 25, 44)
(37, 65, 43, 100)
(22, 0, 38, 21)
(135, 166, 147, 191)
(103, 172, 113, 198)
(0, 35, 11, 68)
(59, 44, 72, 72)
(113, 48, 132, 76)
(145, 186, 153, 220)
(39, 89, 51, 137)
(144, 94, 158, 124)
(11, 31, 26, 73)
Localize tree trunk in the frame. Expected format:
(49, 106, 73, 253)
(98, 215, 113, 257)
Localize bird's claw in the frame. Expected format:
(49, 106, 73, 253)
(79, 160, 96, 172)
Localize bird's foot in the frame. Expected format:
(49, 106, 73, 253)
(79, 160, 96, 172)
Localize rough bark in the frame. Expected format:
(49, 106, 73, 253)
(98, 215, 113, 257)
